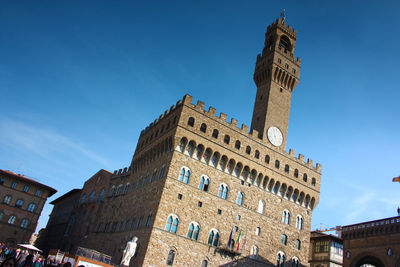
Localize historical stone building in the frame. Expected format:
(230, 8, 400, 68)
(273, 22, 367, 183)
(41, 16, 321, 266)
(35, 188, 82, 256)
(0, 169, 57, 247)
(341, 216, 400, 267)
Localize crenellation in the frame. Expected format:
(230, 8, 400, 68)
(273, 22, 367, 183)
(195, 100, 205, 111)
(298, 154, 305, 162)
(307, 158, 313, 167)
(289, 149, 296, 156)
(230, 118, 238, 128)
(316, 163, 322, 172)
(123, 167, 128, 173)
(219, 112, 227, 122)
(208, 106, 216, 116)
(182, 94, 192, 105)
(241, 123, 249, 133)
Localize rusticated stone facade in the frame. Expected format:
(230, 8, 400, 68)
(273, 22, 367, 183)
(48, 16, 321, 267)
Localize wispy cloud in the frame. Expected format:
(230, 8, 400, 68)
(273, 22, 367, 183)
(0, 118, 111, 167)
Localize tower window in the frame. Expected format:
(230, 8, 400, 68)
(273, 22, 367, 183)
(265, 155, 270, 164)
(294, 169, 299, 178)
(212, 129, 219, 138)
(303, 173, 308, 182)
(224, 135, 230, 144)
(278, 58, 282, 64)
(280, 87, 283, 92)
(255, 150, 260, 159)
(235, 140, 241, 150)
(285, 63, 289, 69)
(293, 68, 296, 74)
(275, 160, 280, 169)
(188, 117, 195, 127)
(312, 178, 316, 186)
(200, 123, 207, 133)
(245, 146, 251, 154)
(284, 164, 289, 173)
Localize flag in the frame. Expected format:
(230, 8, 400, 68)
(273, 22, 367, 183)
(236, 230, 242, 251)
(227, 228, 233, 248)
(393, 176, 400, 182)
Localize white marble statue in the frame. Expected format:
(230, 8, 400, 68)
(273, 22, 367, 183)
(120, 236, 138, 266)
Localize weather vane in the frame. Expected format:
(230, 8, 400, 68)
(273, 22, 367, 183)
(280, 9, 286, 21)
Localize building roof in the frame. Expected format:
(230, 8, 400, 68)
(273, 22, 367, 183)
(50, 189, 82, 205)
(0, 169, 57, 197)
(311, 230, 342, 243)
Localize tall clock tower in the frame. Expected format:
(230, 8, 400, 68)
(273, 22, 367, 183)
(251, 15, 300, 150)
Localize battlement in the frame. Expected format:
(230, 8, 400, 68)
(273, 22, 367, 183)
(267, 18, 297, 38)
(112, 166, 131, 178)
(182, 94, 321, 172)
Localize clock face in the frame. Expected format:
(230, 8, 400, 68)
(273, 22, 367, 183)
(267, 127, 283, 147)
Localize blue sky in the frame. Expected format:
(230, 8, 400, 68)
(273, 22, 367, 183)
(1, 1, 399, 233)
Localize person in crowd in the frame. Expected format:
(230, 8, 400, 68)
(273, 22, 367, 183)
(18, 254, 34, 267)
(1, 257, 17, 267)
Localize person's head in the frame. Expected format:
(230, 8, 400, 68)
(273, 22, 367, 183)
(1, 257, 17, 267)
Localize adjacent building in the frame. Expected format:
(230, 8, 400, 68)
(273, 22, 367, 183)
(309, 231, 343, 267)
(0, 169, 57, 247)
(39, 15, 322, 267)
(341, 216, 400, 267)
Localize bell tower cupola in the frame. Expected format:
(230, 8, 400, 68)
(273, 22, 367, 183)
(251, 14, 301, 150)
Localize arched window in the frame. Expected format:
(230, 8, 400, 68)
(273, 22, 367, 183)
(79, 194, 86, 204)
(8, 215, 16, 225)
(294, 169, 299, 178)
(186, 141, 195, 156)
(211, 153, 219, 167)
(188, 117, 195, 127)
(165, 215, 179, 233)
(208, 229, 219, 246)
(212, 129, 218, 138)
(166, 250, 176, 265)
(150, 169, 157, 182)
(256, 227, 261, 236)
(291, 257, 300, 267)
(255, 150, 260, 159)
(218, 184, 228, 200)
(159, 165, 166, 179)
(285, 164, 290, 173)
(20, 218, 29, 229)
(200, 123, 207, 133)
(275, 160, 280, 169)
(88, 191, 95, 202)
(179, 138, 187, 152)
(257, 200, 265, 214)
(199, 176, 210, 192)
(295, 239, 301, 250)
(98, 189, 105, 201)
(265, 155, 270, 164)
(303, 173, 308, 182)
(3, 195, 11, 205)
(279, 35, 292, 51)
(312, 178, 316, 186)
(116, 184, 123, 196)
(178, 167, 191, 184)
(123, 183, 130, 194)
(282, 210, 291, 225)
(246, 146, 251, 154)
(15, 199, 23, 208)
(27, 203, 35, 212)
(236, 192, 244, 206)
(224, 135, 230, 144)
(187, 222, 200, 240)
(235, 140, 241, 150)
(201, 260, 208, 267)
(281, 234, 287, 245)
(277, 251, 286, 267)
(250, 245, 259, 259)
(296, 215, 304, 230)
